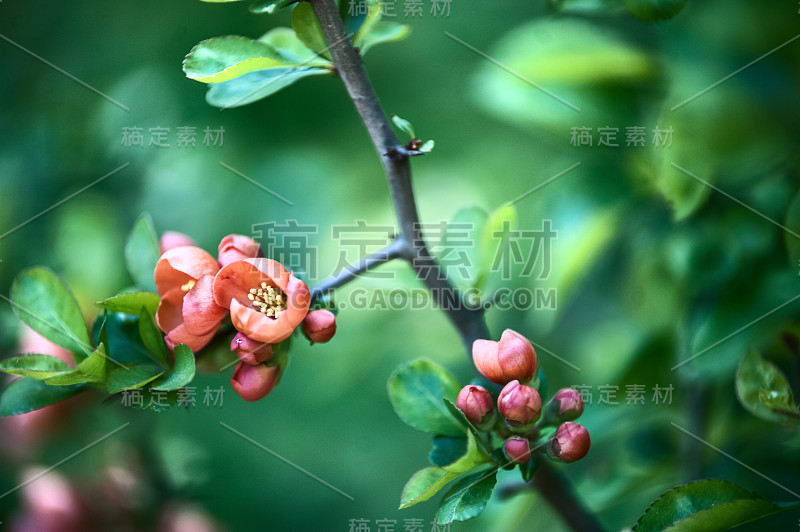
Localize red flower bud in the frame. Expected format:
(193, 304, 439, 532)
(302, 309, 337, 344)
(159, 231, 196, 254)
(230, 361, 282, 402)
(497, 380, 542, 429)
(504, 437, 532, 464)
(472, 329, 537, 385)
(544, 388, 584, 424)
(547, 422, 590, 463)
(456, 385, 495, 427)
(230, 332, 273, 366)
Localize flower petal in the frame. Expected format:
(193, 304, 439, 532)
(218, 234, 263, 268)
(154, 246, 220, 295)
(165, 322, 219, 353)
(182, 275, 227, 336)
(230, 361, 281, 402)
(212, 258, 291, 310)
(159, 231, 196, 254)
(155, 287, 186, 334)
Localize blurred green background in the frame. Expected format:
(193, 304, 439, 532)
(1, 0, 800, 530)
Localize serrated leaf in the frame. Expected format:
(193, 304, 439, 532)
(435, 468, 497, 525)
(10, 267, 92, 359)
(475, 203, 518, 290)
(736, 350, 799, 424)
(634, 479, 779, 532)
(0, 354, 72, 380)
(152, 345, 196, 391)
(0, 378, 85, 416)
(291, 2, 330, 59)
(387, 359, 464, 437)
(125, 214, 160, 293)
(391, 115, 415, 139)
(359, 21, 410, 55)
(97, 292, 160, 316)
(138, 307, 169, 368)
(44, 344, 109, 386)
(205, 66, 329, 108)
(107, 365, 164, 394)
(443, 397, 491, 455)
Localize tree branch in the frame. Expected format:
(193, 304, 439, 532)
(532, 461, 605, 532)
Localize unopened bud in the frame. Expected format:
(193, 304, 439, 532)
(472, 329, 537, 385)
(497, 380, 541, 429)
(503, 437, 532, 464)
(456, 385, 495, 427)
(547, 422, 590, 463)
(230, 361, 282, 402)
(543, 388, 584, 425)
(230, 332, 273, 366)
(302, 309, 337, 343)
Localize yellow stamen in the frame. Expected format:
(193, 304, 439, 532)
(180, 280, 196, 292)
(248, 282, 287, 319)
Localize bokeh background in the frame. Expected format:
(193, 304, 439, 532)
(1, 0, 800, 530)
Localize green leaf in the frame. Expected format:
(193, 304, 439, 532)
(107, 365, 164, 394)
(125, 214, 160, 293)
(387, 359, 465, 437)
(10, 267, 92, 358)
(93, 312, 164, 367)
(419, 139, 435, 153)
(435, 468, 498, 525)
(185, 36, 291, 83)
(359, 21, 410, 55)
(44, 344, 109, 386)
(152, 345, 196, 391)
(443, 397, 491, 455)
(97, 292, 160, 316)
(258, 27, 321, 64)
(248, 0, 294, 13)
(291, 3, 330, 59)
(205, 66, 329, 108)
(353, 0, 381, 50)
(736, 350, 799, 424)
(634, 479, 783, 532)
(0, 354, 72, 380)
(475, 203, 518, 290)
(392, 115, 415, 139)
(0, 378, 85, 416)
(429, 437, 467, 467)
(625, 0, 687, 23)
(138, 308, 169, 368)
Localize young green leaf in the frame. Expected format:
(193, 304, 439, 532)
(152, 345, 196, 391)
(419, 139, 435, 153)
(97, 292, 160, 316)
(107, 365, 165, 394)
(125, 214, 160, 293)
(44, 344, 110, 386)
(10, 267, 92, 359)
(391, 115, 415, 139)
(387, 359, 465, 437)
(205, 67, 330, 108)
(633, 479, 783, 531)
(138, 308, 169, 368)
(435, 468, 498, 525)
(0, 354, 73, 380)
(358, 21, 410, 55)
(291, 2, 330, 59)
(736, 350, 799, 424)
(0, 378, 85, 416)
(258, 27, 322, 64)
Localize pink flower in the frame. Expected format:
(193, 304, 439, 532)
(472, 329, 537, 385)
(159, 231, 196, 254)
(497, 380, 542, 429)
(154, 246, 227, 352)
(230, 361, 282, 401)
(456, 385, 495, 427)
(544, 388, 584, 424)
(547, 422, 590, 463)
(212, 258, 310, 343)
(230, 332, 273, 366)
(302, 309, 337, 344)
(218, 234, 264, 268)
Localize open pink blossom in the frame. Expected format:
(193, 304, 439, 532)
(212, 258, 310, 343)
(154, 246, 227, 352)
(218, 234, 264, 268)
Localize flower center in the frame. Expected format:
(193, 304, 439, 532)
(181, 280, 196, 292)
(248, 282, 286, 318)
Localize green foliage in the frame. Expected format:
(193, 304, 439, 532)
(10, 267, 92, 359)
(392, 115, 415, 139)
(736, 350, 800, 425)
(387, 359, 465, 437)
(138, 307, 170, 368)
(625, 0, 687, 23)
(429, 436, 468, 467)
(291, 3, 330, 59)
(97, 292, 160, 316)
(634, 479, 794, 531)
(152, 345, 196, 391)
(0, 378, 86, 416)
(125, 213, 160, 293)
(44, 344, 109, 385)
(435, 468, 498, 525)
(107, 365, 166, 394)
(0, 354, 73, 379)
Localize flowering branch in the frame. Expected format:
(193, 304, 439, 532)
(305, 1, 601, 530)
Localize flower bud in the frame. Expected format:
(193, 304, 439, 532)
(230, 332, 273, 366)
(547, 422, 590, 463)
(302, 309, 337, 344)
(230, 361, 282, 402)
(217, 234, 264, 268)
(472, 329, 537, 385)
(456, 385, 495, 427)
(159, 231, 196, 254)
(543, 388, 584, 425)
(497, 380, 541, 429)
(504, 437, 532, 464)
